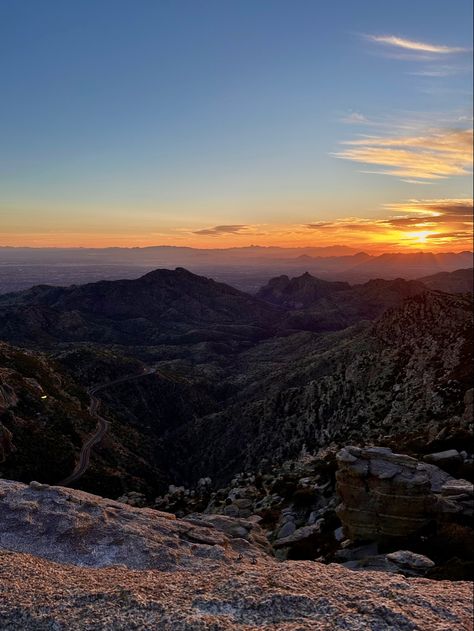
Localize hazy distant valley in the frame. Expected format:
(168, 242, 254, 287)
(1, 245, 472, 294)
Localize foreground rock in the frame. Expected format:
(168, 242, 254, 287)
(0, 479, 270, 569)
(1, 550, 473, 630)
(0, 479, 473, 629)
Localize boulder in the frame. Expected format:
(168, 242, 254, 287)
(0, 479, 269, 570)
(336, 446, 472, 541)
(276, 521, 296, 539)
(440, 479, 474, 516)
(342, 550, 435, 577)
(186, 512, 273, 555)
(424, 449, 463, 474)
(424, 449, 462, 466)
(273, 522, 323, 549)
(386, 550, 435, 571)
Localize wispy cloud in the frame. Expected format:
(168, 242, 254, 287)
(408, 64, 471, 77)
(192, 224, 251, 236)
(400, 179, 430, 184)
(383, 198, 473, 220)
(366, 34, 470, 55)
(333, 127, 473, 180)
(340, 112, 370, 124)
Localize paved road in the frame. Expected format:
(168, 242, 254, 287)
(59, 368, 156, 486)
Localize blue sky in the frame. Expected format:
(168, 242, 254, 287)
(0, 0, 472, 249)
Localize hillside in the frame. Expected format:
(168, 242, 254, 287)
(258, 272, 427, 331)
(418, 267, 473, 293)
(0, 342, 213, 496)
(0, 268, 280, 347)
(177, 290, 473, 482)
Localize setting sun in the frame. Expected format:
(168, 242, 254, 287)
(406, 230, 434, 245)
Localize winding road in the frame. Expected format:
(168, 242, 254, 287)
(59, 367, 156, 486)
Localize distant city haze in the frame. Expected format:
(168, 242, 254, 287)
(0, 245, 471, 295)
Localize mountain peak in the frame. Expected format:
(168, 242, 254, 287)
(257, 273, 351, 308)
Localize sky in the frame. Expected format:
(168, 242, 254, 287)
(0, 0, 472, 251)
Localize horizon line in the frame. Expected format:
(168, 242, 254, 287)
(0, 244, 471, 256)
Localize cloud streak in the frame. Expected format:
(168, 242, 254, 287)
(192, 224, 251, 236)
(366, 34, 470, 55)
(334, 127, 473, 180)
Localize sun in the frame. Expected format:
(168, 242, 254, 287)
(405, 230, 434, 246)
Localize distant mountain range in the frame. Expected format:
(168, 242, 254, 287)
(0, 244, 360, 264)
(0, 246, 471, 294)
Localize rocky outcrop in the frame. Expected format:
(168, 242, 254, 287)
(0, 479, 270, 570)
(198, 453, 340, 561)
(0, 478, 472, 630)
(336, 446, 473, 540)
(187, 512, 274, 555)
(256, 272, 350, 309)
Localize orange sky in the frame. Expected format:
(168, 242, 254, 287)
(1, 198, 472, 252)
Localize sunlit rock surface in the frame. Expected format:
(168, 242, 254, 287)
(0, 478, 472, 629)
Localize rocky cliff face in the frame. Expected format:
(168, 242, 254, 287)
(336, 446, 473, 540)
(0, 479, 472, 630)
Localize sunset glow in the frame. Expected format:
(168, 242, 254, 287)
(0, 197, 471, 252)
